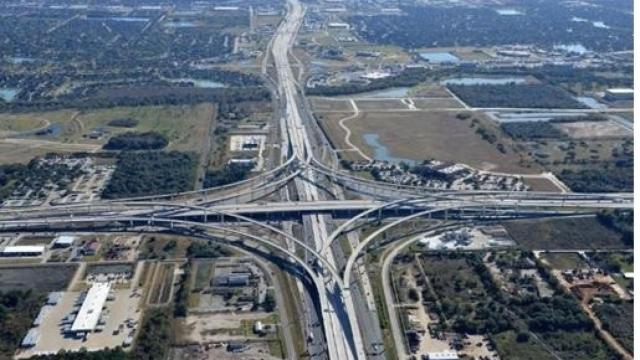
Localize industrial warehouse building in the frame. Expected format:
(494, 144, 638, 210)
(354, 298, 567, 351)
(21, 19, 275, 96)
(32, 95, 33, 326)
(52, 234, 76, 248)
(21, 328, 40, 348)
(604, 88, 634, 101)
(0, 245, 45, 257)
(70, 282, 112, 333)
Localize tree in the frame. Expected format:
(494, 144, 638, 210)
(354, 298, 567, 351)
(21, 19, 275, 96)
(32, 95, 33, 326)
(516, 332, 530, 343)
(263, 292, 276, 312)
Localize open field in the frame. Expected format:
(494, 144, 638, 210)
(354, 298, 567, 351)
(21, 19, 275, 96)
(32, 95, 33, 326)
(328, 110, 538, 173)
(0, 115, 50, 134)
(341, 43, 412, 64)
(492, 330, 556, 360)
(74, 104, 215, 153)
(412, 98, 464, 109)
(408, 85, 452, 98)
(354, 99, 409, 111)
(0, 138, 100, 164)
(540, 252, 590, 271)
(310, 97, 354, 112)
(315, 111, 355, 151)
(0, 264, 78, 292)
(0, 110, 75, 134)
(504, 216, 627, 250)
(148, 262, 177, 305)
(554, 120, 632, 139)
(15, 235, 53, 246)
(522, 177, 566, 192)
(0, 104, 215, 163)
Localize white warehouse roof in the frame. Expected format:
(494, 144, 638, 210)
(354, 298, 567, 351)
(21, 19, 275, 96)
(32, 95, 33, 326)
(70, 282, 111, 333)
(427, 351, 459, 360)
(1, 245, 45, 254)
(21, 328, 39, 347)
(606, 88, 633, 94)
(53, 234, 76, 246)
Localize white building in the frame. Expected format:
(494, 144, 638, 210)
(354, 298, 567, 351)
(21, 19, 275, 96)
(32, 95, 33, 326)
(214, 6, 240, 11)
(604, 88, 633, 101)
(425, 351, 459, 360)
(52, 234, 76, 248)
(328, 22, 350, 30)
(361, 71, 391, 80)
(0, 245, 45, 257)
(21, 328, 39, 347)
(70, 282, 111, 333)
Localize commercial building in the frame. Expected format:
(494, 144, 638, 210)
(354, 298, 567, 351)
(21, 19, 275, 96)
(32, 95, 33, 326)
(213, 273, 250, 287)
(214, 6, 240, 11)
(21, 328, 40, 347)
(70, 282, 111, 333)
(424, 351, 459, 360)
(604, 88, 634, 101)
(0, 245, 45, 257)
(327, 22, 350, 30)
(52, 234, 76, 248)
(33, 307, 51, 326)
(46, 292, 64, 306)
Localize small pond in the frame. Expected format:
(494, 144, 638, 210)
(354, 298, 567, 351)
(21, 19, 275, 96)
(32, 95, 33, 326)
(0, 88, 19, 102)
(441, 77, 527, 86)
(362, 133, 416, 165)
(419, 52, 460, 63)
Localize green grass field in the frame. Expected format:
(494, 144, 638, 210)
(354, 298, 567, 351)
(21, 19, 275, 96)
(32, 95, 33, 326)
(541, 253, 590, 271)
(492, 330, 557, 360)
(0, 104, 215, 163)
(504, 216, 627, 250)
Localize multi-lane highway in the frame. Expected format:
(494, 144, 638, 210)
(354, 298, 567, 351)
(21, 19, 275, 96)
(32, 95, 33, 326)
(0, 0, 634, 359)
(271, 0, 362, 358)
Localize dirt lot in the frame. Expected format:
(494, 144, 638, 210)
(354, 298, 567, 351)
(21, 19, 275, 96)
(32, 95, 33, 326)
(176, 312, 277, 344)
(170, 341, 282, 360)
(337, 110, 538, 173)
(504, 216, 627, 250)
(555, 120, 632, 139)
(0, 264, 78, 292)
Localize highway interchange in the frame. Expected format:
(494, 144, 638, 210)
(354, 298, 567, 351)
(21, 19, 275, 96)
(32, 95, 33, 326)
(0, 0, 634, 359)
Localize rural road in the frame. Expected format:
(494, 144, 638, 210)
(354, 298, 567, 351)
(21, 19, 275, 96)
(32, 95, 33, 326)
(338, 99, 371, 162)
